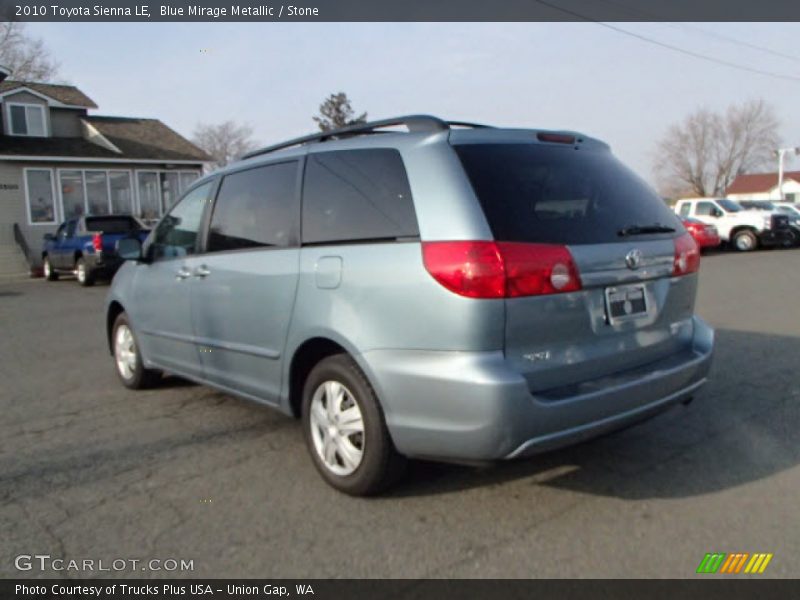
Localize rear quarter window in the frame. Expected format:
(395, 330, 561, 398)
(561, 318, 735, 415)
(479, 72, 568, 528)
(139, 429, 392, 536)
(454, 143, 680, 245)
(301, 149, 418, 244)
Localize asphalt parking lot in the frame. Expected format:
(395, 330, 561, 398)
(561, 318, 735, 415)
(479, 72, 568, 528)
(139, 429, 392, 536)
(1, 247, 799, 579)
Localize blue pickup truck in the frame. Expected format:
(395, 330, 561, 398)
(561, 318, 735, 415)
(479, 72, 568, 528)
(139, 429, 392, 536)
(42, 215, 150, 286)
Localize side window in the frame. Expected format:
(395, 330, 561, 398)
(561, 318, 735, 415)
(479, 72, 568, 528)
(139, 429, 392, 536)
(695, 202, 716, 216)
(56, 223, 67, 240)
(207, 161, 298, 253)
(65, 220, 77, 238)
(678, 203, 690, 217)
(150, 182, 212, 260)
(302, 149, 418, 244)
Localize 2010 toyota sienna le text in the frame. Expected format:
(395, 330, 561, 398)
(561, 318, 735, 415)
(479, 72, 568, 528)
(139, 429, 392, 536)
(106, 116, 714, 495)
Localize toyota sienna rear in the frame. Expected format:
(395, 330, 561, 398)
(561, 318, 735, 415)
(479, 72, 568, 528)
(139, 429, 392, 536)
(106, 115, 714, 495)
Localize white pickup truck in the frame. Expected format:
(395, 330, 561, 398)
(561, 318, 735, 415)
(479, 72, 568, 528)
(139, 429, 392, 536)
(674, 198, 793, 251)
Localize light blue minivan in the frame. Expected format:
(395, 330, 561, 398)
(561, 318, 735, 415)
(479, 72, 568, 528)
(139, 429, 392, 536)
(107, 116, 714, 495)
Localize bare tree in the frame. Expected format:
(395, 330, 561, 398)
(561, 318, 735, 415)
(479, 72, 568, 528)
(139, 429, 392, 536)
(313, 92, 367, 132)
(192, 121, 258, 170)
(0, 22, 59, 81)
(653, 99, 780, 197)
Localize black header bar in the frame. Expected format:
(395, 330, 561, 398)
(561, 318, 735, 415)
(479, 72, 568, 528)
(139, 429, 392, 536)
(3, 579, 799, 600)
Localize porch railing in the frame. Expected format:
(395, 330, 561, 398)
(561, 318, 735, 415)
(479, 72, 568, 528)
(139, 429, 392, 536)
(12, 222, 34, 269)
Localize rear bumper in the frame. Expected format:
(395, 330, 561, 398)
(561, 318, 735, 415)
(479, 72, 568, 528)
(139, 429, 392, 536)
(758, 229, 794, 246)
(361, 316, 714, 462)
(83, 254, 123, 277)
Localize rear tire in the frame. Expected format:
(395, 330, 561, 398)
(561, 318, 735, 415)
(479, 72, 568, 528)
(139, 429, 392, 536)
(732, 230, 757, 252)
(76, 257, 95, 287)
(112, 312, 161, 389)
(43, 256, 58, 281)
(302, 354, 406, 496)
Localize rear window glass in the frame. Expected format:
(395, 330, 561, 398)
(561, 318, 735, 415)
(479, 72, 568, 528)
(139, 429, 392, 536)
(454, 144, 680, 245)
(302, 149, 418, 244)
(85, 216, 143, 233)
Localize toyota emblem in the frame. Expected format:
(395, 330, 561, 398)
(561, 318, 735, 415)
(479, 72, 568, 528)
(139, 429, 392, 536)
(625, 248, 643, 270)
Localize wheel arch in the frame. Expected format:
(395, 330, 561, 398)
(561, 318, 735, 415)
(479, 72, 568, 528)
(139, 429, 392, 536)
(730, 225, 758, 237)
(106, 301, 125, 354)
(287, 337, 351, 418)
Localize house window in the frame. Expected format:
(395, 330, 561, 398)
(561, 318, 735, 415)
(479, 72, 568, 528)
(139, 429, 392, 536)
(137, 172, 161, 221)
(24, 169, 57, 225)
(785, 193, 796, 203)
(59, 169, 136, 218)
(85, 171, 110, 216)
(160, 171, 180, 214)
(180, 172, 199, 191)
(60, 170, 86, 219)
(109, 171, 134, 214)
(8, 103, 47, 136)
(136, 170, 203, 222)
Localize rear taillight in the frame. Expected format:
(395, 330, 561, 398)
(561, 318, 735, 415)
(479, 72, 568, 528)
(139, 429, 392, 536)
(499, 242, 582, 297)
(673, 233, 700, 276)
(92, 233, 102, 252)
(422, 241, 582, 299)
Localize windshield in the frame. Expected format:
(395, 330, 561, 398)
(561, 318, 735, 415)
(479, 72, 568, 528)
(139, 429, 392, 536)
(717, 199, 743, 212)
(454, 143, 681, 245)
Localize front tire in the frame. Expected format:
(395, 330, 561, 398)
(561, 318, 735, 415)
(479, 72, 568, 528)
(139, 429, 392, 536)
(302, 354, 405, 495)
(76, 257, 95, 287)
(112, 313, 161, 389)
(43, 256, 58, 281)
(732, 230, 757, 252)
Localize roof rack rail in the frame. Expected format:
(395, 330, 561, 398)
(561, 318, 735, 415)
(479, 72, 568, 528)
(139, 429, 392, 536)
(241, 115, 492, 160)
(447, 121, 492, 129)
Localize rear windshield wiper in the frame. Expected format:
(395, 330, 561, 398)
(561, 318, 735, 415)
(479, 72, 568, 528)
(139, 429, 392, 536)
(617, 223, 676, 237)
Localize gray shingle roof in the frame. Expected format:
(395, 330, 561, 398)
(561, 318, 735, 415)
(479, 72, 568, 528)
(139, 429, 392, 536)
(0, 116, 210, 163)
(85, 116, 211, 162)
(0, 80, 98, 108)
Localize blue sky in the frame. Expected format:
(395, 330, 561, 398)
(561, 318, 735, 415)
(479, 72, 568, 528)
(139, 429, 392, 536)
(30, 22, 800, 183)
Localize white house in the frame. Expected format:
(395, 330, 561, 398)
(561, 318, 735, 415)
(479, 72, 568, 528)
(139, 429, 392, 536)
(726, 171, 800, 203)
(0, 78, 209, 277)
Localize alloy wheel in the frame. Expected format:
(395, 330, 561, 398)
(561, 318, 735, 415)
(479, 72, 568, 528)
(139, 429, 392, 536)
(309, 380, 365, 476)
(114, 324, 137, 381)
(735, 233, 754, 251)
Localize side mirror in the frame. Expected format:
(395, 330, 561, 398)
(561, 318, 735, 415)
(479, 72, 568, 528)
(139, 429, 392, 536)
(116, 237, 143, 261)
(43, 233, 56, 242)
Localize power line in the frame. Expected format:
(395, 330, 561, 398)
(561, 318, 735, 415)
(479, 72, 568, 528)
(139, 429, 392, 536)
(591, 0, 800, 62)
(672, 23, 800, 64)
(532, 0, 800, 84)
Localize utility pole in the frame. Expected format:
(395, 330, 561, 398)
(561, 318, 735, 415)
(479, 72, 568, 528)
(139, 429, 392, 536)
(775, 147, 800, 200)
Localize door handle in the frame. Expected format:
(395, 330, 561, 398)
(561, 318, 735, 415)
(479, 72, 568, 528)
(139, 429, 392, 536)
(175, 266, 192, 281)
(194, 265, 211, 278)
